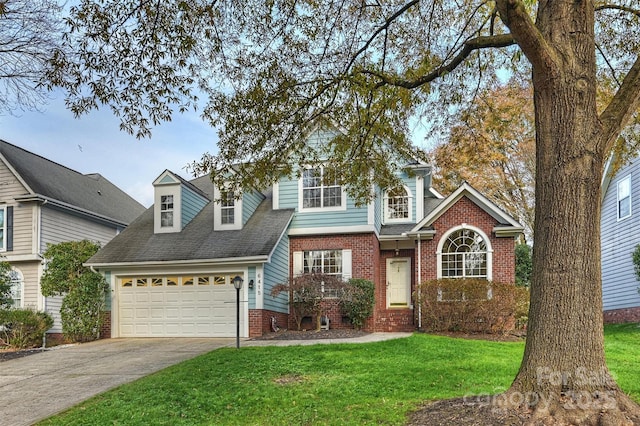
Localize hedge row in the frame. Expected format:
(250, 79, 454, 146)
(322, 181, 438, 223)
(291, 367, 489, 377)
(415, 278, 529, 334)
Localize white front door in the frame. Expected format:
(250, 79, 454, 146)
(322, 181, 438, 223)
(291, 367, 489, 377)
(386, 258, 411, 308)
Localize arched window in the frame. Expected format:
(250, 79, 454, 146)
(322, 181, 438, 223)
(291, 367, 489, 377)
(384, 186, 412, 223)
(438, 227, 492, 279)
(9, 268, 23, 308)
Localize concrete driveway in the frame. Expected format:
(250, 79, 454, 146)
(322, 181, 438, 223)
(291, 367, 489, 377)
(0, 338, 235, 426)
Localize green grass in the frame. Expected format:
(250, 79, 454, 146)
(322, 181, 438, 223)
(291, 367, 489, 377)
(39, 325, 640, 425)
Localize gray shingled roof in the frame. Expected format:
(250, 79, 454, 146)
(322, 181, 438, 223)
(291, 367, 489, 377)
(86, 177, 294, 265)
(0, 139, 145, 224)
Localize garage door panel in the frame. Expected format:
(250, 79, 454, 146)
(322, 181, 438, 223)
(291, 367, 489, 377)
(118, 277, 243, 338)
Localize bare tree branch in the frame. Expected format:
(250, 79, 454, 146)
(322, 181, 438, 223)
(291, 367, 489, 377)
(361, 34, 515, 89)
(599, 55, 640, 153)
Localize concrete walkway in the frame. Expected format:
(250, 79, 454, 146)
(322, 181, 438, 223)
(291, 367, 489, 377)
(0, 333, 411, 426)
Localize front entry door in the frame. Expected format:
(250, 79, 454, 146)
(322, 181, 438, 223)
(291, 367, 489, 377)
(386, 258, 411, 308)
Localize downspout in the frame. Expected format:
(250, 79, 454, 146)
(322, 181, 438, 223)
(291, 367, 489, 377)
(417, 234, 422, 330)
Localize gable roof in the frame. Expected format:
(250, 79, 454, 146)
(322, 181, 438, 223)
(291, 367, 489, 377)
(86, 176, 295, 267)
(411, 181, 523, 236)
(0, 139, 145, 226)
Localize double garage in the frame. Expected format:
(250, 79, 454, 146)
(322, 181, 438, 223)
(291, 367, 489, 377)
(115, 273, 246, 338)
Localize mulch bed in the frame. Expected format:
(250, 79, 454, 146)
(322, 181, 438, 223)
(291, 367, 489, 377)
(251, 328, 371, 340)
(0, 347, 46, 362)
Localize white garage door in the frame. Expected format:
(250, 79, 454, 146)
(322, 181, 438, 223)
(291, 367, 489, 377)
(117, 275, 244, 337)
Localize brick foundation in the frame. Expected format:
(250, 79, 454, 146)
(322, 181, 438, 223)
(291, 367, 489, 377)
(249, 309, 290, 337)
(100, 311, 111, 339)
(603, 307, 640, 324)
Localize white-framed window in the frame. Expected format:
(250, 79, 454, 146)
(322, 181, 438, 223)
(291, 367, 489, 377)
(220, 190, 235, 225)
(618, 175, 631, 220)
(384, 186, 412, 223)
(160, 195, 174, 227)
(303, 250, 343, 276)
(300, 166, 345, 211)
(0, 206, 6, 251)
(9, 268, 23, 308)
(437, 226, 493, 281)
(293, 249, 353, 282)
(214, 186, 242, 230)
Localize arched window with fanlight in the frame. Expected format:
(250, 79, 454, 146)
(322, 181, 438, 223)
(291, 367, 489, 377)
(383, 185, 412, 223)
(437, 226, 492, 280)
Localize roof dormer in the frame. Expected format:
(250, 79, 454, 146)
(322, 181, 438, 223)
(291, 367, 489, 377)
(153, 170, 209, 234)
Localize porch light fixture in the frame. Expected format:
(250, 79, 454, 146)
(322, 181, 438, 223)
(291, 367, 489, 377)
(233, 275, 243, 348)
(248, 279, 254, 289)
(395, 240, 400, 257)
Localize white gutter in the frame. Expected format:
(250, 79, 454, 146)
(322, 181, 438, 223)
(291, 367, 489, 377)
(85, 255, 270, 269)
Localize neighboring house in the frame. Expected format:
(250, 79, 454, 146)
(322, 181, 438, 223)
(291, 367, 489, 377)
(601, 155, 640, 323)
(0, 139, 146, 336)
(86, 127, 523, 338)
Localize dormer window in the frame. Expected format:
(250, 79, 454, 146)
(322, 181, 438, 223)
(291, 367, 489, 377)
(384, 186, 412, 223)
(300, 166, 346, 211)
(220, 191, 235, 225)
(214, 186, 243, 230)
(160, 195, 174, 227)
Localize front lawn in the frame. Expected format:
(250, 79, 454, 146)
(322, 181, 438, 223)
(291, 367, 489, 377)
(39, 324, 640, 425)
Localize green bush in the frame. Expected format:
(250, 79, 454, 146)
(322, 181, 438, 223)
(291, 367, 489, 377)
(0, 261, 14, 309)
(340, 278, 375, 329)
(60, 273, 108, 342)
(415, 278, 529, 334)
(41, 240, 108, 342)
(0, 308, 54, 349)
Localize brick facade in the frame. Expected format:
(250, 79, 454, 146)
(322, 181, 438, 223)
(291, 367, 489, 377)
(266, 197, 518, 335)
(603, 307, 640, 324)
(419, 196, 516, 284)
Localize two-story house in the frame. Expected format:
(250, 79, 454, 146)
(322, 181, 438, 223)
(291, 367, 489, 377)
(601, 155, 640, 323)
(86, 128, 523, 338)
(0, 139, 146, 337)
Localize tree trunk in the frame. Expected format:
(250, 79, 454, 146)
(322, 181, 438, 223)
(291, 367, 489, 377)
(498, 1, 640, 424)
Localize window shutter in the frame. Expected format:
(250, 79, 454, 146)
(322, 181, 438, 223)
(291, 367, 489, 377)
(6, 206, 13, 251)
(293, 251, 303, 276)
(342, 249, 352, 280)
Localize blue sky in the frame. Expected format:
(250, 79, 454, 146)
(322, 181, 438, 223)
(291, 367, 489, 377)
(0, 92, 218, 207)
(1, 91, 436, 208)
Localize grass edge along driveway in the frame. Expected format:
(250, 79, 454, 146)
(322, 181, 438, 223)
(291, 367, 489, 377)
(39, 324, 640, 425)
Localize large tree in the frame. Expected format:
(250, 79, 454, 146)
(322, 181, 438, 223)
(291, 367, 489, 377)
(47, 1, 640, 423)
(430, 80, 536, 240)
(0, 0, 64, 114)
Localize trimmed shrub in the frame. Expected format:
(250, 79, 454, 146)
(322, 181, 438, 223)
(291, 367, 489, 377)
(0, 308, 54, 349)
(415, 278, 529, 334)
(271, 274, 345, 331)
(340, 278, 375, 329)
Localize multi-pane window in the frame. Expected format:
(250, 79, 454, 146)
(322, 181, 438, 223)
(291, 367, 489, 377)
(220, 190, 235, 224)
(618, 175, 631, 220)
(385, 187, 410, 221)
(303, 250, 342, 276)
(441, 229, 488, 278)
(160, 195, 174, 227)
(302, 167, 342, 209)
(9, 269, 22, 308)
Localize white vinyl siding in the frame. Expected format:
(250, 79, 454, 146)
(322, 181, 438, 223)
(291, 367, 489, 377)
(601, 160, 640, 311)
(0, 161, 32, 254)
(40, 205, 118, 251)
